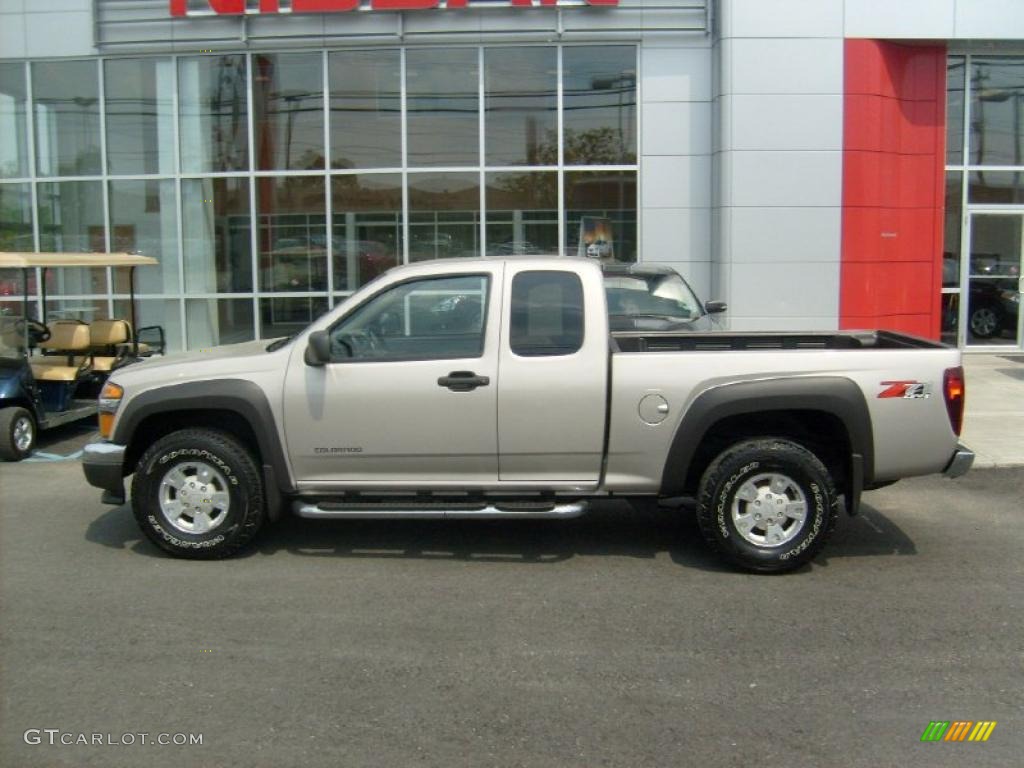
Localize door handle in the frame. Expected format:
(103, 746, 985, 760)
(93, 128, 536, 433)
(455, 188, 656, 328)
(438, 371, 490, 392)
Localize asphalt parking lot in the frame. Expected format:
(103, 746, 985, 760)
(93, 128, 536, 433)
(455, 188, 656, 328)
(1, 456, 1021, 767)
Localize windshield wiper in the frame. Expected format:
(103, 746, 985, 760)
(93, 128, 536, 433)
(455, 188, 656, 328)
(265, 335, 294, 353)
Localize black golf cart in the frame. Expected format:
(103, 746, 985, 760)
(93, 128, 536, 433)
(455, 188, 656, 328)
(0, 252, 162, 461)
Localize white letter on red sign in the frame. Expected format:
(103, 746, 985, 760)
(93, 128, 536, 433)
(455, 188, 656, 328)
(208, 0, 245, 12)
(370, 0, 440, 9)
(293, 0, 359, 10)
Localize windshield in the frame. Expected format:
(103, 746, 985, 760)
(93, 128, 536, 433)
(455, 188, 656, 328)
(0, 316, 24, 358)
(604, 272, 704, 324)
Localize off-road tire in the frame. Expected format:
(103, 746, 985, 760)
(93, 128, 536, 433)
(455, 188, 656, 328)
(0, 406, 36, 461)
(696, 438, 839, 574)
(132, 428, 265, 559)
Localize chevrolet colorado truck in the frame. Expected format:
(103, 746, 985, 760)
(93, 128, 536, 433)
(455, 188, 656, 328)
(82, 257, 974, 572)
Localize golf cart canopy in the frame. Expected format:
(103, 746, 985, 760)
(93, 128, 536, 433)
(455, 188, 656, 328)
(0, 252, 158, 269)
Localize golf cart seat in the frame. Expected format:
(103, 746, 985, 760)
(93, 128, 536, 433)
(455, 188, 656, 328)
(88, 318, 131, 372)
(31, 321, 92, 381)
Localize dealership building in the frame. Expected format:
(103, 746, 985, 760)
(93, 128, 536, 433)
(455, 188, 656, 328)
(0, 0, 1022, 352)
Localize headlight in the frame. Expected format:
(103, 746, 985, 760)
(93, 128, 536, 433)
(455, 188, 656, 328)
(1000, 289, 1020, 304)
(97, 381, 123, 439)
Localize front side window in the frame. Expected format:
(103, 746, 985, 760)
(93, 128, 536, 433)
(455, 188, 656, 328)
(509, 271, 584, 357)
(329, 274, 488, 362)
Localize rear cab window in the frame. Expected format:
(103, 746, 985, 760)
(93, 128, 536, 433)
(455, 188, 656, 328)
(509, 270, 584, 357)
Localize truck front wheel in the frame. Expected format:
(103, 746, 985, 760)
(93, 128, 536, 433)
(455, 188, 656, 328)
(696, 438, 839, 573)
(131, 428, 265, 559)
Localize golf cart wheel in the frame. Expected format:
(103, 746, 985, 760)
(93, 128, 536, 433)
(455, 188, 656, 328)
(969, 304, 1002, 339)
(0, 406, 36, 461)
(132, 428, 265, 559)
(696, 438, 839, 574)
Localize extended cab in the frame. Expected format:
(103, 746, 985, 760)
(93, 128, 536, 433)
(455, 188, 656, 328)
(82, 258, 973, 572)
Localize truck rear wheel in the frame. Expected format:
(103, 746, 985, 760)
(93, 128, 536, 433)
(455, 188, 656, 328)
(0, 406, 36, 461)
(696, 438, 838, 573)
(131, 428, 265, 559)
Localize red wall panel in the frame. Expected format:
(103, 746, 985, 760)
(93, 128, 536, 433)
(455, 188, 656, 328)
(840, 40, 947, 338)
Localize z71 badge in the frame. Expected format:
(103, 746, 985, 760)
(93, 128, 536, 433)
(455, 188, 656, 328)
(878, 380, 932, 399)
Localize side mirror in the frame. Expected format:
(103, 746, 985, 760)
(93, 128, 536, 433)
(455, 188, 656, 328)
(705, 300, 728, 315)
(304, 330, 331, 366)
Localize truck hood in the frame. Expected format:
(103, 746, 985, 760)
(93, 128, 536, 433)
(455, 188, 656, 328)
(111, 339, 287, 389)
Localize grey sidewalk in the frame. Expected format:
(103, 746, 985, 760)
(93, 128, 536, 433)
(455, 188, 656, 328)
(962, 353, 1024, 468)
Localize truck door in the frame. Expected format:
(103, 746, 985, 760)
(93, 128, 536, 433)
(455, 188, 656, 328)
(497, 264, 608, 484)
(282, 268, 501, 486)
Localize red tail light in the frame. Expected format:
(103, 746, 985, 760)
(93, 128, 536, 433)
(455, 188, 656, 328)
(943, 366, 965, 436)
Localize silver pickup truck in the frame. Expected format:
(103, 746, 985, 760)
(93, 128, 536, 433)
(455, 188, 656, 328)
(82, 257, 973, 572)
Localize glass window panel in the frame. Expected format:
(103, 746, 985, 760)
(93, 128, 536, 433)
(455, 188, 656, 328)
(946, 56, 965, 166)
(32, 61, 102, 177)
(44, 298, 107, 324)
(179, 56, 249, 173)
(259, 296, 328, 340)
(105, 58, 175, 176)
(331, 173, 402, 292)
(37, 181, 106, 295)
(182, 177, 252, 293)
(407, 49, 479, 167)
(509, 271, 584, 357)
(0, 183, 33, 251)
(408, 172, 480, 261)
(564, 170, 637, 262)
(328, 275, 488, 362)
(940, 293, 958, 346)
(562, 46, 637, 165)
(109, 180, 180, 294)
(0, 63, 28, 178)
(186, 298, 254, 349)
(967, 214, 1021, 346)
(485, 47, 557, 166)
(329, 50, 401, 170)
(256, 176, 326, 292)
(970, 57, 1024, 167)
(943, 172, 963, 288)
(253, 53, 324, 171)
(485, 171, 557, 255)
(968, 170, 1024, 204)
(113, 298, 182, 354)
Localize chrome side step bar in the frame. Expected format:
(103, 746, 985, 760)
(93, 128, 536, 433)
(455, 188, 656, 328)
(293, 500, 588, 520)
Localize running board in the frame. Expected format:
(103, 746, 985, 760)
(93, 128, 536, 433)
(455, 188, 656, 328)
(292, 500, 588, 520)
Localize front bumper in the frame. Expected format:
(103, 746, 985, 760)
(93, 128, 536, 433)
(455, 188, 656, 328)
(942, 444, 975, 478)
(82, 442, 128, 505)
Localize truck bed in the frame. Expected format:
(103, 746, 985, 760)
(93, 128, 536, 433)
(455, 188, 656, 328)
(611, 330, 946, 353)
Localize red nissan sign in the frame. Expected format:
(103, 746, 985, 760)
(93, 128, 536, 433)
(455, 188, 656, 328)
(171, 0, 618, 15)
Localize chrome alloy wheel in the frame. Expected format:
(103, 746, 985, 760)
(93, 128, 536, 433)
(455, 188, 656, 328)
(970, 306, 1000, 338)
(158, 461, 231, 534)
(13, 415, 33, 452)
(731, 472, 808, 547)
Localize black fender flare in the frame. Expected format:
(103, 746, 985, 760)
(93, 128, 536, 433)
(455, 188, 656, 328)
(659, 376, 874, 508)
(112, 379, 295, 507)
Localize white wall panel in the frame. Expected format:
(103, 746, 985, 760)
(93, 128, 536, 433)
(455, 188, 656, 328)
(723, 150, 842, 208)
(25, 11, 94, 58)
(721, 0, 842, 39)
(642, 207, 711, 262)
(724, 94, 842, 152)
(720, 37, 842, 96)
(844, 0, 955, 39)
(641, 46, 711, 102)
(954, 0, 1024, 39)
(727, 261, 839, 318)
(641, 155, 712, 209)
(0, 11, 25, 59)
(642, 101, 711, 156)
(721, 206, 841, 263)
